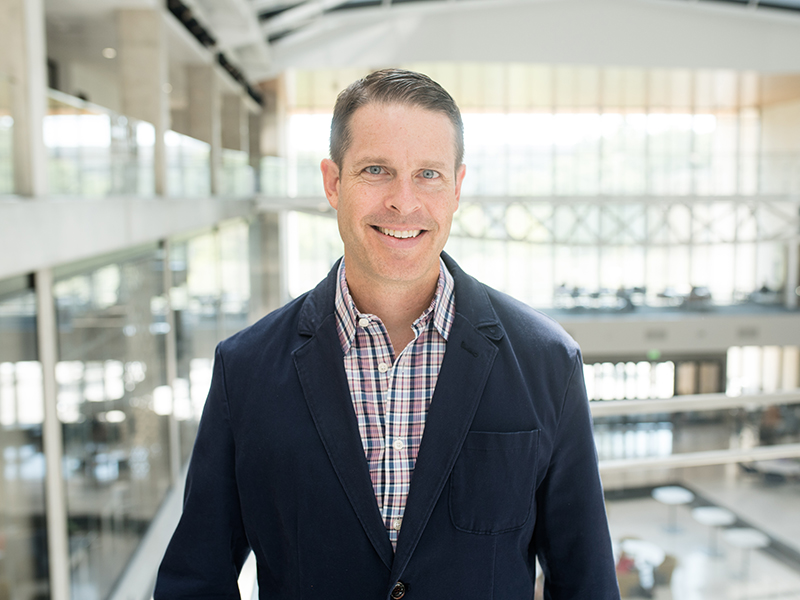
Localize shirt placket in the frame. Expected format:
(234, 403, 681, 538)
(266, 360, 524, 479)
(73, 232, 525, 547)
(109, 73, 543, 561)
(353, 319, 388, 503)
(383, 354, 405, 543)
(358, 321, 392, 531)
(383, 319, 428, 545)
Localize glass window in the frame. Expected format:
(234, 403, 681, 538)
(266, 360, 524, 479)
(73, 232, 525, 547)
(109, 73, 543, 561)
(0, 277, 49, 600)
(170, 222, 252, 464)
(54, 248, 171, 600)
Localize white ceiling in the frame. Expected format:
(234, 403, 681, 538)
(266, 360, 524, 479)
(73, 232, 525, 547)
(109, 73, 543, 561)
(263, 0, 800, 77)
(43, 0, 800, 88)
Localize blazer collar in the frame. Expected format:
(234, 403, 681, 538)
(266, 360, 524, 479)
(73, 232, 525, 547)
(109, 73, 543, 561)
(297, 253, 505, 343)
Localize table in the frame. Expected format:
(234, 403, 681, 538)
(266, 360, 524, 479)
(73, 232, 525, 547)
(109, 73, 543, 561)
(651, 485, 695, 532)
(723, 527, 770, 580)
(691, 506, 736, 556)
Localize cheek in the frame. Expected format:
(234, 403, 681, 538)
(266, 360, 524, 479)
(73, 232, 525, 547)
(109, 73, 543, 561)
(431, 197, 458, 220)
(336, 201, 367, 237)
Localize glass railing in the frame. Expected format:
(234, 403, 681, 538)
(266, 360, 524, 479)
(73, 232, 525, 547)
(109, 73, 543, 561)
(166, 131, 211, 198)
(45, 90, 155, 197)
(54, 247, 171, 600)
(592, 390, 800, 470)
(220, 149, 254, 197)
(0, 282, 49, 599)
(260, 155, 288, 197)
(0, 73, 13, 195)
(258, 152, 800, 198)
(258, 155, 324, 198)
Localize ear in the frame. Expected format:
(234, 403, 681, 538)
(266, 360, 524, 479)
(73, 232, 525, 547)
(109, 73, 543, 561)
(320, 159, 341, 210)
(453, 163, 466, 210)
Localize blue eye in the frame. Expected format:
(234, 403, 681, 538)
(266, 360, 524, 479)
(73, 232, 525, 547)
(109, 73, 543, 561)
(366, 166, 383, 175)
(421, 169, 439, 179)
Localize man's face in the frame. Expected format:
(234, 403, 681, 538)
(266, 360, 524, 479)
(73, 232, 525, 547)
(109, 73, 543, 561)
(321, 102, 466, 292)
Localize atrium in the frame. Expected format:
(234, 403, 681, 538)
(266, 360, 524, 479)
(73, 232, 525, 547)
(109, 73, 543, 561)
(1, 0, 799, 598)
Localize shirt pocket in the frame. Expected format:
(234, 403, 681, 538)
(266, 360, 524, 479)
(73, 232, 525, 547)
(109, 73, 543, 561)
(449, 430, 540, 535)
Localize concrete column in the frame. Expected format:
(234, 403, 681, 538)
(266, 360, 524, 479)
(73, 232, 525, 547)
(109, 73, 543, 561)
(222, 93, 247, 151)
(35, 268, 70, 600)
(0, 0, 48, 197)
(117, 9, 170, 196)
(787, 238, 799, 309)
(249, 111, 262, 192)
(249, 211, 283, 322)
(257, 76, 287, 197)
(258, 76, 287, 158)
(161, 240, 182, 483)
(187, 65, 221, 195)
(782, 346, 800, 390)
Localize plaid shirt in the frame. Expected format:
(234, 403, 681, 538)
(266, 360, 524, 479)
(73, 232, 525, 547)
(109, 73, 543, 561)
(334, 258, 456, 549)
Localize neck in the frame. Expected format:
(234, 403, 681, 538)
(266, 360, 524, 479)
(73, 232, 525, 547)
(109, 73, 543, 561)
(346, 264, 439, 353)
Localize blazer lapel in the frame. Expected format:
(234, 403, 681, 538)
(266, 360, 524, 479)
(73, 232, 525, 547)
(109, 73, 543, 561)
(389, 313, 499, 582)
(293, 314, 394, 570)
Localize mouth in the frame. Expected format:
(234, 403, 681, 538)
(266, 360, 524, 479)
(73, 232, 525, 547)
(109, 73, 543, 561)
(375, 226, 423, 239)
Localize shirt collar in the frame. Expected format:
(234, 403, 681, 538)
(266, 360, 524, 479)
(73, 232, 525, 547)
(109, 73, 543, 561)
(334, 257, 456, 354)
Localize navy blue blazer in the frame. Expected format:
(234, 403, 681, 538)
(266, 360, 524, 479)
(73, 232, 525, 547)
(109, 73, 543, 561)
(155, 254, 620, 599)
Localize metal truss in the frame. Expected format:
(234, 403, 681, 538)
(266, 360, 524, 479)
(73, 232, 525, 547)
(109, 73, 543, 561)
(450, 196, 800, 247)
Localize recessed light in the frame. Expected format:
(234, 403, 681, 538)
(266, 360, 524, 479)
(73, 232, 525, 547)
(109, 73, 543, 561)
(102, 47, 117, 59)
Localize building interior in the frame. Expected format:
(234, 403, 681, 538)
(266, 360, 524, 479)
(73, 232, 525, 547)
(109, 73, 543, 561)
(1, 0, 800, 598)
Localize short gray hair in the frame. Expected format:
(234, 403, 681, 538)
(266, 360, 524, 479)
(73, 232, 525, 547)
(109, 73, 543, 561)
(329, 68, 464, 171)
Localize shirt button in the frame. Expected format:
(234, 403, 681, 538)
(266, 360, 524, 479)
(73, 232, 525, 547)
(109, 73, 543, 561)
(393, 438, 404, 451)
(391, 582, 406, 599)
(378, 362, 389, 373)
(393, 518, 402, 531)
(358, 317, 369, 328)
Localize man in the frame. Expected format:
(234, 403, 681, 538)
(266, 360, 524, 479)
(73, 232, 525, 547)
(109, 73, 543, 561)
(155, 69, 620, 599)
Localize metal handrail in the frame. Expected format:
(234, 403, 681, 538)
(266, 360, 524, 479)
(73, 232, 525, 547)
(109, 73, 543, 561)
(599, 442, 800, 473)
(590, 389, 800, 417)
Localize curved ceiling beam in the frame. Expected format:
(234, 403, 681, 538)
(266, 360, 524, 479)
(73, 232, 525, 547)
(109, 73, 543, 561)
(264, 0, 800, 76)
(261, 0, 356, 37)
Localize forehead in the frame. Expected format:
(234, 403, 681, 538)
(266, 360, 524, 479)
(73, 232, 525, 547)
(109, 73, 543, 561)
(345, 102, 457, 163)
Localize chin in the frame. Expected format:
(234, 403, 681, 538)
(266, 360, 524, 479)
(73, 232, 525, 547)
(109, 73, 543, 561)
(375, 258, 438, 284)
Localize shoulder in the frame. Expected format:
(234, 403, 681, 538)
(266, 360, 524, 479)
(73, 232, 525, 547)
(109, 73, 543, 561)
(445, 253, 580, 368)
(216, 292, 310, 367)
(464, 278, 582, 379)
(217, 262, 339, 363)
(485, 285, 579, 357)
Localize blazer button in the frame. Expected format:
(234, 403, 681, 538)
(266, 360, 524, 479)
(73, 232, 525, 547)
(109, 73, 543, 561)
(391, 581, 406, 599)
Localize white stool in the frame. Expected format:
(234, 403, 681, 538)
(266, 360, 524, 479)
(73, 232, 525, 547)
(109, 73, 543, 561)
(691, 506, 736, 556)
(722, 527, 770, 580)
(651, 486, 694, 532)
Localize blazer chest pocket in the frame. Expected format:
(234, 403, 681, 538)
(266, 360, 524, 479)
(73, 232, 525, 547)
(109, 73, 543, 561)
(449, 430, 539, 534)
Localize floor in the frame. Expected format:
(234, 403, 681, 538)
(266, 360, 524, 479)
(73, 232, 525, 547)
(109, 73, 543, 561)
(605, 465, 800, 600)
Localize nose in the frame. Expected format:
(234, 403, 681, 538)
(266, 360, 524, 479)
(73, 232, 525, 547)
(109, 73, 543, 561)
(385, 177, 421, 216)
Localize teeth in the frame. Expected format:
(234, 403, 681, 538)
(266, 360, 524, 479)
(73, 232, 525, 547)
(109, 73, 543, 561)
(377, 227, 421, 239)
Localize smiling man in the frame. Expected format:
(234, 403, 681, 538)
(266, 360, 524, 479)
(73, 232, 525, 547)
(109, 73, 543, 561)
(155, 69, 620, 600)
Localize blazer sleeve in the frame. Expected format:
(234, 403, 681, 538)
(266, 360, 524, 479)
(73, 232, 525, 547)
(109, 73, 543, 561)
(533, 351, 620, 599)
(154, 345, 252, 599)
